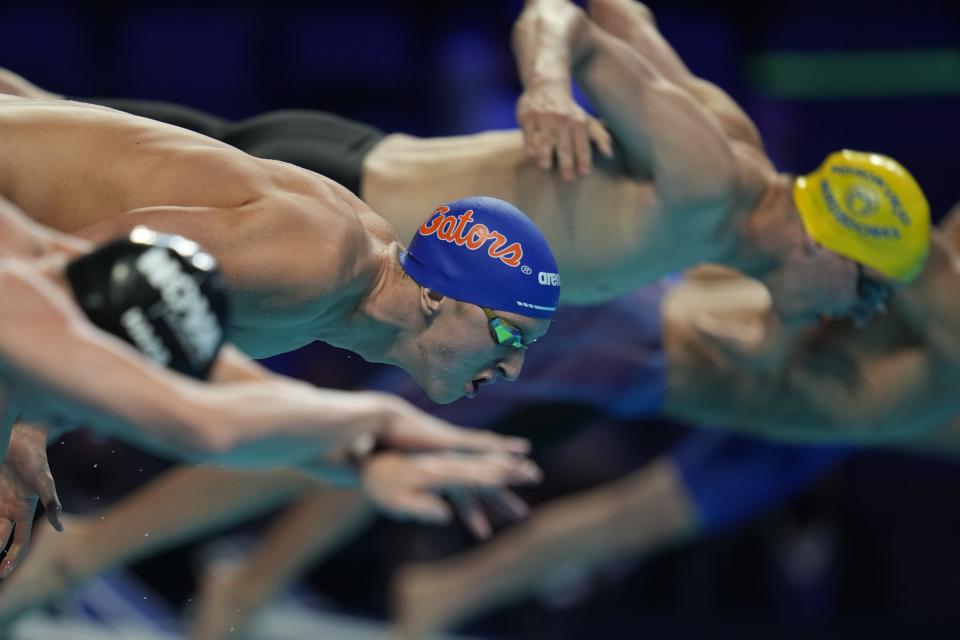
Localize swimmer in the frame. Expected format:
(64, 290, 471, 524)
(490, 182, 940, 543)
(0, 0, 926, 324)
(0, 87, 562, 572)
(0, 96, 555, 404)
(9, 230, 957, 637)
(0, 196, 541, 575)
(10, 203, 960, 638)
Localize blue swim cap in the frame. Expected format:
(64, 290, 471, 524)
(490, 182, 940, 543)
(399, 196, 560, 318)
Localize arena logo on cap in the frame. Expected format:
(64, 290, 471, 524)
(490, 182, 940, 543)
(418, 205, 524, 267)
(538, 271, 560, 286)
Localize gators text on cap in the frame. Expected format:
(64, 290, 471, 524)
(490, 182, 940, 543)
(399, 196, 560, 319)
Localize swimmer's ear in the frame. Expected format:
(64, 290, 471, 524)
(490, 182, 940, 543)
(420, 288, 444, 317)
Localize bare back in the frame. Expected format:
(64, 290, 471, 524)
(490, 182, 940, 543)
(364, 129, 773, 305)
(0, 97, 265, 227)
(0, 97, 395, 356)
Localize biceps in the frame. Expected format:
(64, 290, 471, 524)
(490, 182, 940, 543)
(573, 25, 736, 205)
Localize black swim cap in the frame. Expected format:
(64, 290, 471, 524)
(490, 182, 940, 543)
(66, 227, 229, 380)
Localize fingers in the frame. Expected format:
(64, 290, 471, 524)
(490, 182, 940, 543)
(448, 487, 492, 540)
(534, 127, 555, 172)
(443, 427, 531, 456)
(36, 470, 63, 533)
(571, 120, 593, 178)
(388, 411, 531, 455)
(519, 116, 539, 158)
(519, 97, 608, 180)
(527, 117, 588, 181)
(587, 117, 614, 158)
(427, 454, 543, 489)
(481, 488, 531, 522)
(388, 493, 452, 526)
(554, 125, 577, 182)
(0, 520, 11, 565)
(1, 520, 31, 578)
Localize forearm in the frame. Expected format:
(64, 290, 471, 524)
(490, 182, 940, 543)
(67, 466, 312, 579)
(208, 344, 277, 383)
(520, 456, 697, 557)
(0, 265, 364, 464)
(228, 490, 374, 604)
(193, 383, 392, 469)
(420, 456, 695, 614)
(8, 325, 220, 457)
(512, 0, 583, 90)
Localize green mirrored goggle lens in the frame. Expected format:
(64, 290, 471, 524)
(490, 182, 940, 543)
(489, 317, 525, 349)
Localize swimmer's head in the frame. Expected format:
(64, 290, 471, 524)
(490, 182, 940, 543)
(66, 226, 229, 379)
(398, 197, 559, 402)
(792, 150, 930, 283)
(767, 150, 930, 326)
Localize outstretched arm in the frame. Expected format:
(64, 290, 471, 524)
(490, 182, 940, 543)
(0, 255, 530, 462)
(392, 431, 849, 638)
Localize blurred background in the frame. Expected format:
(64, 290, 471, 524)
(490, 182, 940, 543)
(3, 0, 960, 638)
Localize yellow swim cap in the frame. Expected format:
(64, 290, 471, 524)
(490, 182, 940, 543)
(792, 150, 930, 283)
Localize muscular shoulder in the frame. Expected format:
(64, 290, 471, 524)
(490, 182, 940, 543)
(238, 161, 391, 303)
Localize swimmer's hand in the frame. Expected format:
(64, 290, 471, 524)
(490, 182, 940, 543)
(0, 423, 63, 578)
(361, 451, 541, 539)
(374, 395, 532, 457)
(517, 83, 613, 182)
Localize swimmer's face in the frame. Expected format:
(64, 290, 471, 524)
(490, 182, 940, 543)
(765, 238, 896, 326)
(408, 293, 550, 404)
